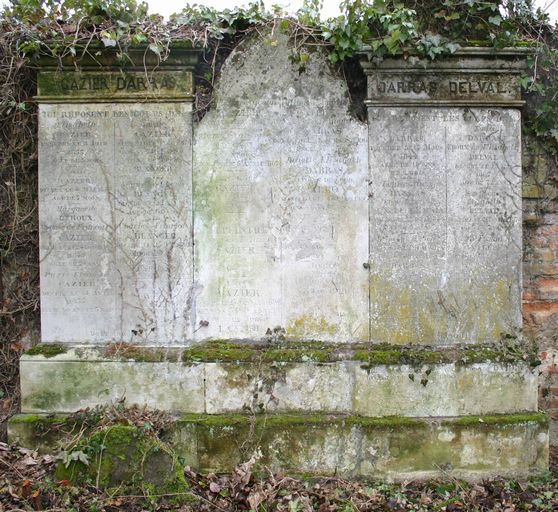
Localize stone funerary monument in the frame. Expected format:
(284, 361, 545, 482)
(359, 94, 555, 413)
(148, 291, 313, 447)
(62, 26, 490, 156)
(9, 33, 548, 479)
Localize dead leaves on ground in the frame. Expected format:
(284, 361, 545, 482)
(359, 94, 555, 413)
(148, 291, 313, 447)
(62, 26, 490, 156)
(1, 441, 558, 511)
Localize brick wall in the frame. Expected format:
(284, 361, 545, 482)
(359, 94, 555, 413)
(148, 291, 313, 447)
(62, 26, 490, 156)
(523, 136, 558, 445)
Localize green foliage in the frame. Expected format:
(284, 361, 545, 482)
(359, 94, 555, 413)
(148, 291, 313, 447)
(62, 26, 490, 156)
(6, 0, 149, 25)
(523, 44, 558, 154)
(320, 0, 552, 63)
(321, 0, 424, 62)
(170, 1, 276, 40)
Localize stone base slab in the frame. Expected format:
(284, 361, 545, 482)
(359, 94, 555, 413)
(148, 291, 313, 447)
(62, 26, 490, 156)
(8, 412, 549, 481)
(20, 344, 538, 416)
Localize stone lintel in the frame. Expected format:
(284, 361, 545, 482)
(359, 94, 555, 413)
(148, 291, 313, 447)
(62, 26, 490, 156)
(36, 43, 200, 69)
(8, 412, 549, 480)
(360, 47, 529, 106)
(35, 45, 199, 102)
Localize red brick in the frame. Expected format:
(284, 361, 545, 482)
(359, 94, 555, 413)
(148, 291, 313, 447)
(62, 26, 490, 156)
(534, 277, 558, 300)
(523, 302, 558, 325)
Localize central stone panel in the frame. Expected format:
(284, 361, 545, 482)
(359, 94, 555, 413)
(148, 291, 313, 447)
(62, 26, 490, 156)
(194, 34, 368, 341)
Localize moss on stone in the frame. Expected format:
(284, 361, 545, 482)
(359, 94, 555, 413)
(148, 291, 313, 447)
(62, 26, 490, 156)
(175, 412, 547, 432)
(181, 340, 527, 366)
(181, 340, 335, 363)
(26, 343, 66, 358)
(356, 344, 524, 367)
(176, 413, 427, 431)
(354, 348, 444, 366)
(27, 390, 62, 411)
(347, 416, 427, 429)
(446, 412, 549, 428)
(103, 344, 178, 362)
(287, 315, 337, 338)
(182, 344, 256, 363)
(261, 348, 333, 363)
(56, 424, 194, 500)
(8, 414, 62, 425)
(12, 411, 548, 478)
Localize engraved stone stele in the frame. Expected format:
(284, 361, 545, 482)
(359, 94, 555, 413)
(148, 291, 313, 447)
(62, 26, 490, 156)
(194, 33, 369, 342)
(361, 48, 527, 345)
(12, 44, 549, 479)
(37, 47, 199, 344)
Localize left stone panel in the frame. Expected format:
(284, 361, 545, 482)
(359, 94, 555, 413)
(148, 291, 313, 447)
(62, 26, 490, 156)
(38, 60, 196, 344)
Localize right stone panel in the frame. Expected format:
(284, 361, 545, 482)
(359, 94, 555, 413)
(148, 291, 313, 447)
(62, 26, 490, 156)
(365, 53, 525, 345)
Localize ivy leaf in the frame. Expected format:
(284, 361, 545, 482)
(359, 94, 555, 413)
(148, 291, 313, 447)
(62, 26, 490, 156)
(101, 38, 117, 47)
(339, 37, 350, 49)
(429, 33, 442, 46)
(488, 15, 502, 26)
(132, 33, 148, 44)
(148, 43, 162, 56)
(520, 75, 533, 89)
(447, 42, 460, 53)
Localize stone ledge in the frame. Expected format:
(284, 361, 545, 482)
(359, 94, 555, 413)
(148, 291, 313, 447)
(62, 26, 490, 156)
(20, 344, 539, 416)
(23, 341, 535, 365)
(8, 412, 549, 481)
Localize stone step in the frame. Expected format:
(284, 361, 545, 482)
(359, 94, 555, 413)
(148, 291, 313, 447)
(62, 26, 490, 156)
(8, 412, 549, 481)
(21, 343, 538, 416)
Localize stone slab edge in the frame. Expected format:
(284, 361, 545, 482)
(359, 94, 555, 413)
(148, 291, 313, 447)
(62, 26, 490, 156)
(8, 412, 549, 481)
(360, 47, 529, 106)
(18, 351, 539, 416)
(35, 46, 199, 102)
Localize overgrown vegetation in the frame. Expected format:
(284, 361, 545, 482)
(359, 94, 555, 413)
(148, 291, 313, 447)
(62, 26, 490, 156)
(2, 441, 558, 510)
(0, 404, 557, 510)
(2, 406, 558, 510)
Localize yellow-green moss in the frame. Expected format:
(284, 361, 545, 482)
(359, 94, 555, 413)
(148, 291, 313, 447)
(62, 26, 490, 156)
(262, 348, 333, 362)
(287, 315, 338, 338)
(26, 343, 66, 358)
(103, 344, 178, 362)
(8, 414, 65, 425)
(446, 412, 549, 428)
(354, 348, 445, 366)
(177, 413, 426, 430)
(56, 424, 194, 501)
(369, 271, 517, 345)
(182, 344, 256, 363)
(180, 341, 527, 365)
(176, 413, 252, 428)
(181, 340, 335, 363)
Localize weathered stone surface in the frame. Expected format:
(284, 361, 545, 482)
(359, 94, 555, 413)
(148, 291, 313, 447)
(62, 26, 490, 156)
(20, 358, 205, 413)
(368, 107, 522, 344)
(55, 425, 191, 496)
(20, 348, 537, 416)
(353, 363, 537, 417)
(37, 70, 194, 102)
(204, 362, 354, 414)
(39, 103, 194, 343)
(9, 413, 549, 481)
(362, 49, 527, 106)
(193, 33, 368, 342)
